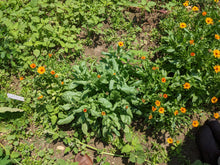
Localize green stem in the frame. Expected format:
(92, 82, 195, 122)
(0, 142, 6, 151)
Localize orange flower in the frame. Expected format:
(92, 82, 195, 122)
(192, 120, 199, 127)
(214, 65, 220, 73)
(61, 81, 64, 85)
(176, 140, 180, 144)
(214, 113, 219, 119)
(161, 77, 166, 83)
(101, 111, 106, 116)
(152, 106, 157, 112)
(202, 11, 207, 16)
(167, 138, 173, 144)
(97, 74, 101, 78)
(215, 34, 220, 40)
(55, 74, 58, 78)
(48, 53, 52, 58)
(183, 82, 190, 89)
(174, 110, 178, 116)
(180, 23, 187, 28)
(113, 73, 116, 75)
(189, 40, 194, 45)
(141, 56, 146, 60)
(50, 70, 55, 75)
(142, 98, 146, 103)
(211, 96, 218, 103)
(163, 94, 168, 98)
(192, 6, 199, 11)
(155, 100, 161, 107)
(149, 114, 153, 120)
(183, 2, 188, 7)
(19, 77, 24, 80)
(83, 109, 87, 113)
(152, 67, 156, 70)
(180, 107, 186, 113)
(37, 66, 46, 74)
(213, 50, 220, 58)
(159, 107, 164, 114)
(125, 106, 129, 109)
(118, 41, 124, 47)
(214, 0, 219, 2)
(206, 17, 213, 24)
(38, 95, 43, 100)
(190, 52, 195, 56)
(30, 63, 36, 69)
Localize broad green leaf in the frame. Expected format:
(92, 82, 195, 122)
(121, 144, 132, 153)
(57, 114, 74, 125)
(0, 107, 24, 113)
(62, 91, 81, 103)
(64, 147, 71, 154)
(10, 151, 20, 158)
(109, 80, 115, 90)
(167, 49, 175, 53)
(82, 123, 88, 135)
(120, 115, 131, 124)
(62, 104, 73, 111)
(51, 115, 57, 125)
(120, 84, 137, 95)
(33, 49, 40, 57)
(98, 98, 112, 109)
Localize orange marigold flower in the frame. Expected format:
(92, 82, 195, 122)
(155, 100, 161, 107)
(118, 41, 124, 47)
(142, 98, 146, 103)
(30, 63, 36, 69)
(97, 74, 101, 78)
(163, 94, 168, 98)
(176, 140, 180, 144)
(141, 56, 146, 60)
(38, 95, 43, 100)
(125, 106, 129, 109)
(213, 50, 220, 58)
(215, 34, 220, 40)
(214, 65, 220, 73)
(192, 6, 199, 11)
(161, 77, 166, 83)
(202, 11, 207, 16)
(149, 114, 153, 120)
(183, 2, 188, 7)
(189, 40, 194, 45)
(37, 66, 46, 74)
(159, 107, 165, 114)
(180, 23, 187, 28)
(113, 73, 116, 75)
(206, 17, 213, 24)
(211, 96, 218, 103)
(167, 138, 173, 144)
(180, 107, 186, 113)
(192, 120, 199, 127)
(214, 0, 219, 2)
(61, 81, 64, 85)
(214, 113, 219, 119)
(101, 111, 106, 116)
(50, 70, 55, 75)
(19, 77, 24, 80)
(174, 110, 178, 116)
(83, 109, 87, 112)
(152, 106, 157, 112)
(190, 52, 195, 56)
(183, 82, 190, 89)
(48, 53, 52, 58)
(55, 74, 58, 78)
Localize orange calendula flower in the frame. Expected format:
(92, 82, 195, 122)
(213, 50, 220, 58)
(189, 40, 194, 45)
(38, 95, 43, 100)
(48, 53, 52, 58)
(192, 6, 199, 11)
(183, 2, 188, 7)
(55, 74, 58, 78)
(152, 106, 157, 112)
(183, 82, 190, 89)
(118, 41, 124, 47)
(202, 11, 207, 16)
(141, 56, 146, 60)
(149, 114, 153, 120)
(192, 120, 199, 127)
(167, 138, 173, 144)
(215, 34, 220, 40)
(163, 94, 168, 98)
(214, 113, 219, 119)
(61, 81, 64, 85)
(174, 110, 178, 116)
(101, 111, 106, 116)
(30, 63, 36, 69)
(161, 77, 166, 83)
(125, 106, 129, 109)
(180, 23, 187, 28)
(19, 77, 24, 80)
(211, 96, 218, 103)
(83, 109, 87, 112)
(159, 107, 165, 114)
(152, 67, 159, 70)
(214, 65, 220, 73)
(180, 107, 186, 113)
(206, 17, 213, 24)
(50, 70, 55, 75)
(97, 74, 101, 78)
(176, 140, 180, 144)
(190, 52, 195, 56)
(214, 0, 219, 2)
(142, 98, 146, 103)
(113, 73, 116, 75)
(37, 66, 46, 74)
(155, 100, 161, 107)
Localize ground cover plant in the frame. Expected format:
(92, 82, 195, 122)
(0, 0, 220, 164)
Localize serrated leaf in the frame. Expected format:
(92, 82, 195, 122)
(121, 144, 132, 153)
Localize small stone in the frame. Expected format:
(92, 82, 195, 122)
(56, 145, 65, 151)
